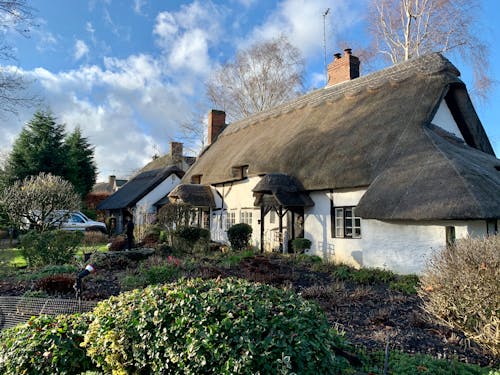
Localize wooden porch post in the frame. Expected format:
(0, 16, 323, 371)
(260, 205, 264, 253)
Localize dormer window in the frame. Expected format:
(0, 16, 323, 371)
(231, 165, 249, 180)
(191, 174, 202, 184)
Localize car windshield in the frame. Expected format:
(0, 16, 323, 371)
(78, 212, 90, 221)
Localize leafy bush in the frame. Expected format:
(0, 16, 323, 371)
(20, 230, 84, 267)
(227, 223, 252, 250)
(420, 236, 500, 356)
(83, 277, 351, 374)
(0, 314, 95, 375)
(173, 226, 210, 254)
(291, 238, 312, 253)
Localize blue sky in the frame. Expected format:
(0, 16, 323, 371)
(1, 0, 499, 181)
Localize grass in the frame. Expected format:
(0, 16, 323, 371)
(0, 247, 27, 269)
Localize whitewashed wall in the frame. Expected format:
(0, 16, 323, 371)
(208, 178, 494, 274)
(134, 174, 180, 224)
(431, 100, 464, 140)
(210, 177, 261, 245)
(304, 189, 492, 274)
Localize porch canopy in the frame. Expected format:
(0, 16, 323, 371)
(165, 184, 216, 208)
(252, 173, 314, 208)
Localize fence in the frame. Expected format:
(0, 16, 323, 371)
(0, 296, 97, 331)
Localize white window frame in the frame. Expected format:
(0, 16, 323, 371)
(333, 206, 361, 239)
(240, 210, 253, 226)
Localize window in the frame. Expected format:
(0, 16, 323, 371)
(332, 206, 361, 238)
(240, 210, 253, 226)
(445, 226, 456, 247)
(191, 174, 202, 184)
(486, 219, 498, 235)
(226, 211, 236, 229)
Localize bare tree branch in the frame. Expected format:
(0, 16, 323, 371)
(206, 36, 304, 122)
(367, 0, 493, 98)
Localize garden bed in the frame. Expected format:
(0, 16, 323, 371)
(0, 247, 497, 368)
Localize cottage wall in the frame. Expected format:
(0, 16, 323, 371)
(431, 100, 464, 140)
(210, 177, 261, 244)
(134, 174, 180, 223)
(304, 189, 494, 274)
(208, 177, 496, 274)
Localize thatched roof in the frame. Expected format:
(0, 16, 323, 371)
(182, 53, 500, 220)
(167, 184, 216, 208)
(252, 173, 314, 207)
(97, 166, 184, 210)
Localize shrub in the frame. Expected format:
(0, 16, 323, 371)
(173, 226, 210, 254)
(83, 277, 352, 374)
(227, 223, 252, 250)
(420, 235, 500, 356)
(291, 238, 312, 253)
(34, 274, 76, 294)
(0, 314, 95, 375)
(108, 236, 126, 251)
(20, 230, 84, 267)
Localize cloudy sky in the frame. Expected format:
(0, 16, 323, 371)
(1, 0, 499, 182)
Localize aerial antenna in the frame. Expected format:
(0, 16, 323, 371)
(323, 8, 330, 85)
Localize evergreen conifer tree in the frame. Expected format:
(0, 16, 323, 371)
(66, 127, 97, 197)
(5, 110, 68, 184)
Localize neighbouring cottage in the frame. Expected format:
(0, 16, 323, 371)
(97, 142, 195, 233)
(172, 50, 500, 274)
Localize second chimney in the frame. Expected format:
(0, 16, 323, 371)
(327, 48, 360, 87)
(208, 109, 226, 145)
(170, 141, 183, 159)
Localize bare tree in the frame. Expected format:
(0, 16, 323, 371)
(368, 0, 492, 98)
(206, 36, 304, 121)
(0, 172, 80, 232)
(0, 0, 38, 115)
(177, 103, 208, 155)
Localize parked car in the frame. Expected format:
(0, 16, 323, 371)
(59, 211, 107, 233)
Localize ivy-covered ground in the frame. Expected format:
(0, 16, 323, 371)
(0, 241, 498, 370)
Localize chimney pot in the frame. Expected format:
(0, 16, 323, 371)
(344, 48, 352, 55)
(208, 109, 226, 145)
(334, 53, 342, 59)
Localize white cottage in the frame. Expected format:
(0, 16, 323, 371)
(98, 142, 194, 233)
(173, 51, 500, 274)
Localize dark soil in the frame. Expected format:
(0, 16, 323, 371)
(1, 250, 497, 368)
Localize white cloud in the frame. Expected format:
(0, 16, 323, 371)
(153, 1, 227, 75)
(1, 52, 194, 181)
(247, 0, 362, 59)
(74, 40, 89, 61)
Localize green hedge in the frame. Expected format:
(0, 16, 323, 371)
(20, 230, 84, 267)
(0, 314, 95, 375)
(82, 277, 350, 374)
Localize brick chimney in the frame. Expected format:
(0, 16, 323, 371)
(327, 48, 360, 87)
(208, 109, 226, 145)
(170, 141, 183, 159)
